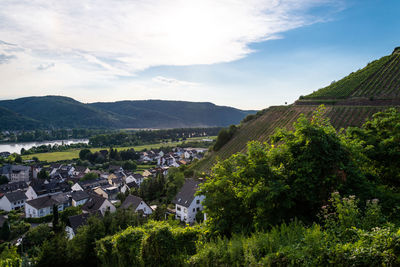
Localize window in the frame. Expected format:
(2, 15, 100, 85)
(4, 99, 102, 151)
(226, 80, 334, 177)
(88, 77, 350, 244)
(184, 208, 187, 213)
(196, 199, 200, 204)
(196, 207, 200, 211)
(193, 208, 195, 212)
(177, 206, 181, 211)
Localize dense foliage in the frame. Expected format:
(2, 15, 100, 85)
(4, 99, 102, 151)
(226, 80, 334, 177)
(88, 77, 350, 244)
(3, 106, 400, 266)
(213, 125, 237, 151)
(89, 128, 221, 147)
(0, 128, 107, 143)
(0, 96, 253, 130)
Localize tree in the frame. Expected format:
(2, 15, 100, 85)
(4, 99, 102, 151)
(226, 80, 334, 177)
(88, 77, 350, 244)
(80, 172, 99, 181)
(123, 160, 137, 171)
(14, 155, 22, 163)
(23, 224, 54, 254)
(67, 216, 106, 266)
(0, 220, 10, 241)
(199, 106, 370, 236)
(0, 176, 8, 185)
(52, 204, 59, 232)
(213, 125, 237, 151)
(36, 234, 69, 267)
(79, 149, 91, 161)
(37, 169, 49, 180)
(345, 108, 400, 187)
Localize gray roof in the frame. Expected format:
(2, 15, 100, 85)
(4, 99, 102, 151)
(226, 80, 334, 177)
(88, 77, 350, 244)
(68, 211, 102, 232)
(0, 181, 28, 193)
(82, 194, 107, 213)
(173, 179, 202, 208)
(126, 181, 138, 189)
(26, 196, 58, 210)
(121, 195, 144, 210)
(51, 192, 70, 204)
(132, 173, 143, 179)
(78, 178, 108, 189)
(4, 190, 27, 202)
(71, 190, 89, 201)
(30, 180, 71, 196)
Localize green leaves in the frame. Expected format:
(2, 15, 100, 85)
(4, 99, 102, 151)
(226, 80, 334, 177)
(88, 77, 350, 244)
(201, 105, 369, 235)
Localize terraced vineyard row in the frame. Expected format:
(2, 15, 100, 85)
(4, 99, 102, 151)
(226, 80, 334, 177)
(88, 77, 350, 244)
(194, 105, 386, 172)
(193, 49, 400, 173)
(352, 54, 400, 97)
(303, 55, 392, 99)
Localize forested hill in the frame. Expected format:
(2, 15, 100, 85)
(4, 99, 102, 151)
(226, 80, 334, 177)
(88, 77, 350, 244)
(194, 47, 400, 172)
(0, 96, 256, 130)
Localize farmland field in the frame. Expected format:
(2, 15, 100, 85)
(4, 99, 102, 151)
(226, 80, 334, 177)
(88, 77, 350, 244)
(22, 136, 216, 162)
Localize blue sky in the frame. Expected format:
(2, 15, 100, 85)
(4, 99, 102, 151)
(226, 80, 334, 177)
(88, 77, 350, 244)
(0, 0, 399, 110)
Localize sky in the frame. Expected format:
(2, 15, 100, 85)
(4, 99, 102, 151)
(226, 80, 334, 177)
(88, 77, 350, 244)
(0, 0, 399, 110)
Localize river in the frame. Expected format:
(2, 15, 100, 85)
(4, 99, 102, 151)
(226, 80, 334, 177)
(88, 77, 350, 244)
(0, 139, 89, 154)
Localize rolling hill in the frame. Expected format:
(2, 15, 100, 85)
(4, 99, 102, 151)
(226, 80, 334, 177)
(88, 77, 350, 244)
(194, 47, 400, 172)
(0, 96, 255, 130)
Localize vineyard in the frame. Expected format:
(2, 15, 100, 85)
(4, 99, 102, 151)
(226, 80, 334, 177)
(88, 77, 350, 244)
(193, 48, 400, 173)
(302, 52, 400, 100)
(193, 105, 386, 172)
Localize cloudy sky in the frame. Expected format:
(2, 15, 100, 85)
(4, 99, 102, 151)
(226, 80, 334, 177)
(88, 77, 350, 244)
(0, 0, 399, 110)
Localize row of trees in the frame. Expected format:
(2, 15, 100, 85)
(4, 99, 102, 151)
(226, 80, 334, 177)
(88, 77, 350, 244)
(1, 129, 110, 143)
(89, 127, 221, 147)
(79, 148, 139, 166)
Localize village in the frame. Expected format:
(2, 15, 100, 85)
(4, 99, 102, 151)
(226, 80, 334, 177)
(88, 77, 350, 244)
(0, 146, 208, 241)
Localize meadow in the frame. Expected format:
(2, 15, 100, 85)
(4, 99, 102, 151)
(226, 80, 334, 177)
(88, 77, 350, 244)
(22, 136, 216, 162)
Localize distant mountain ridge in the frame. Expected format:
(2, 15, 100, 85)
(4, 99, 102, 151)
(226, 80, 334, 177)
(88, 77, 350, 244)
(193, 48, 400, 172)
(0, 96, 256, 130)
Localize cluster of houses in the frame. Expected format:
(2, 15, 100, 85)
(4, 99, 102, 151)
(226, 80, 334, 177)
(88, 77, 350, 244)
(139, 147, 207, 167)
(0, 162, 206, 238)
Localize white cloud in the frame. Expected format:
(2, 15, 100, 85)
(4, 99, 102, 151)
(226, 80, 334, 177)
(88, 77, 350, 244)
(37, 62, 55, 70)
(153, 76, 199, 87)
(0, 0, 342, 74)
(0, 0, 344, 107)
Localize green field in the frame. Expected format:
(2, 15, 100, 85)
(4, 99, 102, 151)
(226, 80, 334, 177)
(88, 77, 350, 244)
(22, 136, 216, 162)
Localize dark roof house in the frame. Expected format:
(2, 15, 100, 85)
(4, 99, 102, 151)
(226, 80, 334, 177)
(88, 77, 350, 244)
(26, 196, 58, 210)
(0, 181, 28, 193)
(71, 190, 89, 202)
(3, 191, 27, 203)
(121, 195, 144, 210)
(173, 179, 203, 208)
(68, 211, 102, 233)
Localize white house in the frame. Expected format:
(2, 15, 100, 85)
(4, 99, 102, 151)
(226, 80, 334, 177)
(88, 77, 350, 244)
(25, 196, 59, 218)
(25, 180, 70, 200)
(82, 194, 116, 215)
(126, 173, 144, 187)
(120, 195, 152, 215)
(173, 179, 205, 224)
(0, 165, 30, 183)
(66, 211, 102, 239)
(71, 190, 89, 206)
(0, 191, 27, 212)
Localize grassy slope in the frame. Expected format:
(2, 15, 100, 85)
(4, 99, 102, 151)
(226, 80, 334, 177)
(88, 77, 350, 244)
(194, 51, 400, 173)
(193, 105, 388, 173)
(303, 53, 400, 100)
(22, 136, 216, 162)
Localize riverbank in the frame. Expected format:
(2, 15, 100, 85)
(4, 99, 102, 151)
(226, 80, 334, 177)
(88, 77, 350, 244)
(21, 136, 216, 162)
